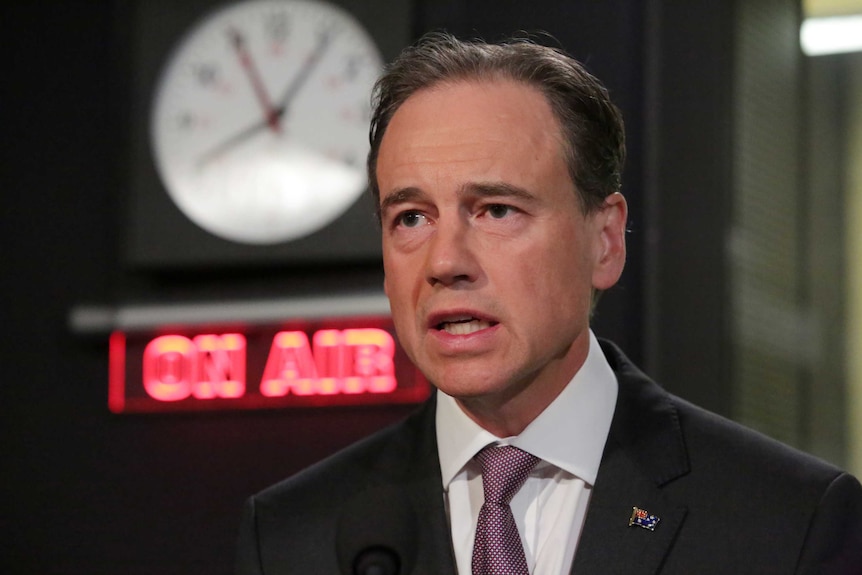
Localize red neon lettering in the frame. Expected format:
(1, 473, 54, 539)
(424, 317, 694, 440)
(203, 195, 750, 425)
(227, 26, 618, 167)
(192, 334, 246, 399)
(260, 328, 396, 397)
(142, 334, 247, 402)
(143, 335, 196, 401)
(345, 328, 396, 393)
(260, 331, 319, 397)
(313, 329, 347, 395)
(140, 328, 400, 402)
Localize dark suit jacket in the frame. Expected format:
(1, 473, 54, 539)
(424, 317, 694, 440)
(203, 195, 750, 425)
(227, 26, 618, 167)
(235, 340, 862, 574)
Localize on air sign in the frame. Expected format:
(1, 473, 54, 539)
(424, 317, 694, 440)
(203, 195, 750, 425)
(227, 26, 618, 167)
(109, 317, 430, 413)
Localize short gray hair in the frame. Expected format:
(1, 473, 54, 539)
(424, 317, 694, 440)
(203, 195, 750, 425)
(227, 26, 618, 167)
(367, 31, 626, 216)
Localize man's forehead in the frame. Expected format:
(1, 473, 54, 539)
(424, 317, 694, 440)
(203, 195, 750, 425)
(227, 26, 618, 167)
(378, 80, 565, 172)
(380, 80, 560, 156)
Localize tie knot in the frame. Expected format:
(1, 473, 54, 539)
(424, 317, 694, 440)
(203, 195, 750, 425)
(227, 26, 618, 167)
(474, 446, 539, 505)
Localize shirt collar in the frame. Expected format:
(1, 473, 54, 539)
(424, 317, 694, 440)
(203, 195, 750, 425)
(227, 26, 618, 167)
(435, 330, 618, 488)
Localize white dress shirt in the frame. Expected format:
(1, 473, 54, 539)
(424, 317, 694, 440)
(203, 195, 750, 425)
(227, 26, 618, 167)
(435, 330, 618, 575)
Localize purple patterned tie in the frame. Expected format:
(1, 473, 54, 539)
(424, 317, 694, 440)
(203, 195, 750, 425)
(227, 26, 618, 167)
(471, 445, 539, 575)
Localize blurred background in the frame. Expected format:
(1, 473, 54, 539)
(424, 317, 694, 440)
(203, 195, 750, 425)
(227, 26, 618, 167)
(2, 0, 861, 572)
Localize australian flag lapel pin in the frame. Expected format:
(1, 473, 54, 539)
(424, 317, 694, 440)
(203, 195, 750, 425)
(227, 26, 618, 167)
(629, 506, 660, 531)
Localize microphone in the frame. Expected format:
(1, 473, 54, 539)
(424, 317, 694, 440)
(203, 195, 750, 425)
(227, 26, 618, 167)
(336, 484, 418, 575)
(352, 546, 400, 575)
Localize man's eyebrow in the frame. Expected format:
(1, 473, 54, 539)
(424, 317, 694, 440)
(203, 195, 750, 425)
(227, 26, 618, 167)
(460, 182, 537, 202)
(379, 187, 426, 215)
(379, 182, 537, 214)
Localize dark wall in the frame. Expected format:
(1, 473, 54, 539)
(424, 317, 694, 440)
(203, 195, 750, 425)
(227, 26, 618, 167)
(1, 1, 646, 573)
(640, 1, 736, 417)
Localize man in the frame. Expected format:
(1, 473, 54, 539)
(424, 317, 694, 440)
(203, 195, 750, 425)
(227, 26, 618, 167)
(236, 33, 862, 575)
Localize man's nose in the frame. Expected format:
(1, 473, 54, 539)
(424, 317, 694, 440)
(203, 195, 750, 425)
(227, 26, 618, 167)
(425, 216, 480, 287)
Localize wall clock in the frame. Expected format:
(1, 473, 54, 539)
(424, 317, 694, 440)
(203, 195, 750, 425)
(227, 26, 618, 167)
(123, 0, 409, 267)
(149, 0, 384, 245)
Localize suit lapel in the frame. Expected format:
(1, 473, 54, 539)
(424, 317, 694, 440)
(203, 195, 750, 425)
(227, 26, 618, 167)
(334, 396, 456, 575)
(387, 395, 459, 575)
(570, 437, 688, 574)
(571, 341, 691, 574)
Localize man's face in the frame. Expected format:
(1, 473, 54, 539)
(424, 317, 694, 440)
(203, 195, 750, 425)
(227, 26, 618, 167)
(376, 79, 626, 429)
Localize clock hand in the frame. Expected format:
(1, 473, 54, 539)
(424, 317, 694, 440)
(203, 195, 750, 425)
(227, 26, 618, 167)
(228, 27, 281, 133)
(196, 29, 333, 168)
(195, 118, 271, 168)
(274, 29, 333, 116)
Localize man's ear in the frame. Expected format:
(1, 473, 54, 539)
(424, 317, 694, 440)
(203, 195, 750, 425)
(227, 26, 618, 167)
(591, 192, 627, 290)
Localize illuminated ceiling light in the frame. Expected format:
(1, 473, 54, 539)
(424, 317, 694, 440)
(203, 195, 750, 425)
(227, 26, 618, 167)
(801, 15, 862, 55)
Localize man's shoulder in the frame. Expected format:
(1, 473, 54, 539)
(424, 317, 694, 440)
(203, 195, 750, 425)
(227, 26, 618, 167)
(237, 396, 455, 575)
(599, 337, 857, 513)
(669, 389, 853, 508)
(679, 392, 839, 474)
(594, 339, 862, 570)
(252, 398, 437, 509)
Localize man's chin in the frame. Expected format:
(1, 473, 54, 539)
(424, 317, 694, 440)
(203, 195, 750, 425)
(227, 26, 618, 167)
(427, 371, 518, 403)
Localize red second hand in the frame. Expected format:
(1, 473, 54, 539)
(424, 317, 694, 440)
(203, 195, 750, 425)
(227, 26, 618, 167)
(229, 27, 281, 133)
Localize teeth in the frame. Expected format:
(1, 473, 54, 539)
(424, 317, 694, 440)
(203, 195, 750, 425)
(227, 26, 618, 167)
(441, 319, 491, 335)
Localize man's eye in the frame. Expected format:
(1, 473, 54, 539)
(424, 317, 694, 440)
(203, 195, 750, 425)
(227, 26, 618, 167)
(486, 204, 514, 219)
(396, 211, 425, 228)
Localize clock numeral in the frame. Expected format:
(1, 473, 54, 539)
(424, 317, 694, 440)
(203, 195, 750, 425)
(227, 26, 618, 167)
(344, 55, 363, 81)
(175, 111, 210, 132)
(192, 62, 221, 89)
(359, 101, 372, 124)
(326, 75, 344, 91)
(338, 102, 372, 125)
(177, 112, 195, 130)
(264, 12, 291, 43)
(324, 148, 359, 167)
(327, 55, 372, 91)
(339, 105, 357, 122)
(316, 27, 334, 46)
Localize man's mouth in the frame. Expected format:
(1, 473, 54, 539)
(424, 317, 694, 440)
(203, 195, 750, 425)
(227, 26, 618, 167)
(436, 317, 494, 335)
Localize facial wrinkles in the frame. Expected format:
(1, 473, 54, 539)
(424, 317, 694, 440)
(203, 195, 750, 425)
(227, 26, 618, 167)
(385, 89, 553, 185)
(387, 138, 508, 196)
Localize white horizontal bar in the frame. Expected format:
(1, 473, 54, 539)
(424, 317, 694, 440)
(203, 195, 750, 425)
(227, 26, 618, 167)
(68, 292, 391, 334)
(801, 15, 862, 56)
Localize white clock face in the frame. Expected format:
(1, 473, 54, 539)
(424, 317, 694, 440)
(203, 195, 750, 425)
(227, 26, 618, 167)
(150, 0, 383, 244)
